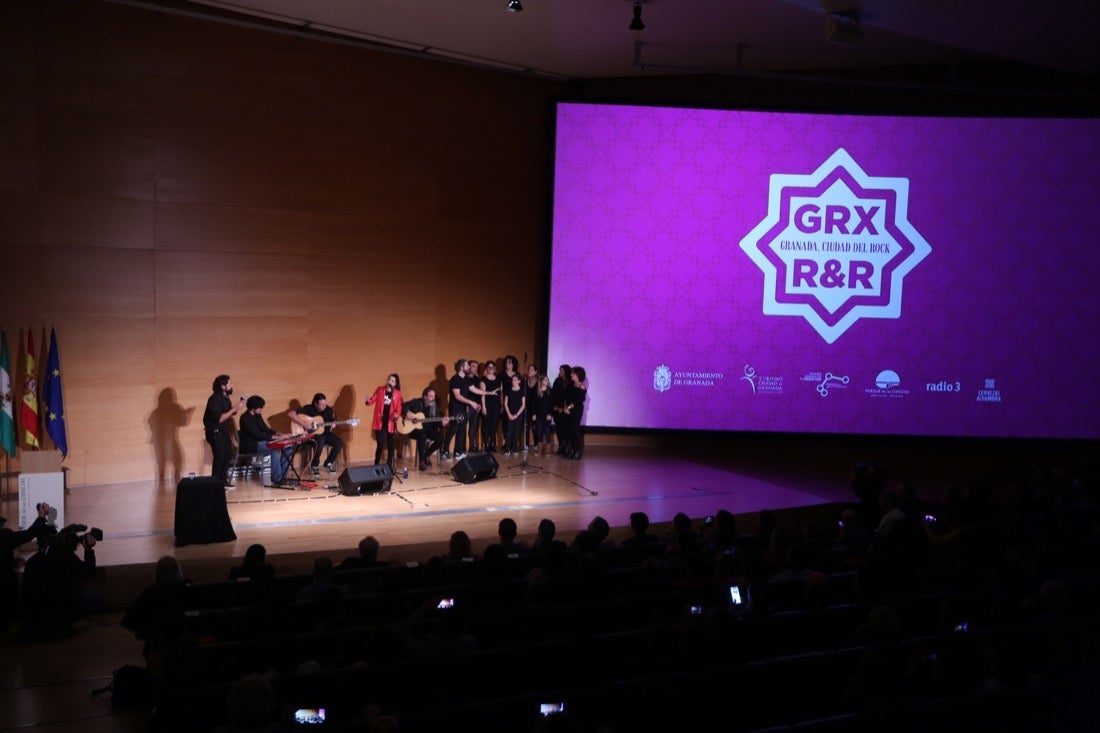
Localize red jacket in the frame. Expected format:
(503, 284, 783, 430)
(366, 386, 403, 432)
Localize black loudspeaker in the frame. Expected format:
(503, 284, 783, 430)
(339, 465, 394, 495)
(451, 453, 499, 484)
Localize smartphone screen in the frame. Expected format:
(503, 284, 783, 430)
(540, 702, 565, 716)
(294, 709, 326, 725)
(729, 586, 743, 605)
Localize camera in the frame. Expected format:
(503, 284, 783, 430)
(71, 524, 104, 546)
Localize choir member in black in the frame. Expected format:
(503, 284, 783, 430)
(403, 387, 450, 471)
(465, 360, 482, 451)
(551, 363, 572, 455)
(524, 364, 540, 449)
(289, 393, 344, 475)
(203, 374, 247, 484)
(479, 360, 503, 453)
(531, 373, 555, 456)
(445, 359, 481, 460)
(562, 366, 587, 460)
(503, 373, 526, 455)
(239, 395, 294, 486)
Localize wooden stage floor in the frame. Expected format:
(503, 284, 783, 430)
(3, 444, 853, 583)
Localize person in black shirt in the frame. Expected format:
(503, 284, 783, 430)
(524, 364, 539, 449)
(289, 393, 345, 476)
(479, 360, 503, 453)
(403, 387, 450, 470)
(562, 366, 587, 460)
(551, 363, 571, 455)
(531, 373, 554, 456)
(203, 374, 247, 484)
(1, 503, 53, 632)
(239, 395, 294, 486)
(503, 373, 526, 455)
(446, 360, 481, 460)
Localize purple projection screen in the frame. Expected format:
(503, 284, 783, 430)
(547, 103, 1100, 439)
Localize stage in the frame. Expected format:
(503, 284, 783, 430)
(2, 443, 855, 583)
(4, 433, 1090, 591)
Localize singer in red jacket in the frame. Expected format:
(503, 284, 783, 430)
(366, 374, 403, 469)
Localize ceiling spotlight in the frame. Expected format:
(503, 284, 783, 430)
(507, 0, 523, 11)
(629, 2, 645, 31)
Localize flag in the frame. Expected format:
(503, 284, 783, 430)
(21, 329, 40, 450)
(0, 328, 15, 458)
(43, 328, 68, 456)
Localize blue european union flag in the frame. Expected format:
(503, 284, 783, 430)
(43, 328, 68, 456)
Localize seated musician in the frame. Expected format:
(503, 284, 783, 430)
(402, 387, 450, 471)
(239, 396, 294, 486)
(289, 393, 344, 476)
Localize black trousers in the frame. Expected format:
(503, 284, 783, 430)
(310, 432, 344, 467)
(374, 429, 395, 466)
(481, 404, 500, 449)
(206, 429, 232, 481)
(411, 426, 445, 464)
(447, 405, 473, 455)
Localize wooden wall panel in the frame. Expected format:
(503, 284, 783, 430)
(153, 250, 313, 318)
(0, 121, 38, 190)
(0, 192, 41, 247)
(153, 203, 316, 256)
(38, 127, 156, 200)
(46, 246, 156, 318)
(1, 0, 559, 485)
(41, 195, 155, 250)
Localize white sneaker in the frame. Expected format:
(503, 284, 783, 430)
(455, 453, 466, 460)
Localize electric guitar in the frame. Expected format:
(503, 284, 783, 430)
(395, 411, 465, 436)
(290, 416, 361, 437)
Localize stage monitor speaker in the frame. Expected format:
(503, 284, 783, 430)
(451, 453, 499, 484)
(339, 465, 394, 495)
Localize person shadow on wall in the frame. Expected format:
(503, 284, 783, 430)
(147, 387, 195, 482)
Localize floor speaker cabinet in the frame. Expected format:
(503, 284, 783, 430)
(451, 453, 499, 484)
(339, 465, 394, 495)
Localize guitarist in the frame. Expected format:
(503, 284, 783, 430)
(402, 387, 449, 471)
(289, 393, 344, 476)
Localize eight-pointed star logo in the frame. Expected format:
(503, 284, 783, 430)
(739, 148, 931, 344)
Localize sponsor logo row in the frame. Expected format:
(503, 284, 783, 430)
(653, 364, 1003, 403)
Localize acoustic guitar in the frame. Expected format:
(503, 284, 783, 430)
(395, 411, 464, 436)
(290, 416, 361, 437)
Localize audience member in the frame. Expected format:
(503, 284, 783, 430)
(228, 544, 276, 583)
(337, 536, 385, 571)
(486, 517, 529, 556)
(620, 511, 660, 546)
(296, 556, 348, 602)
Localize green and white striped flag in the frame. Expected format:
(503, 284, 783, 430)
(0, 327, 16, 458)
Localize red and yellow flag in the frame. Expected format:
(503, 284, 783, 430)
(21, 329, 40, 450)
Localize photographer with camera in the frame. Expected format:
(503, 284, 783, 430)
(0, 502, 54, 632)
(20, 520, 102, 640)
